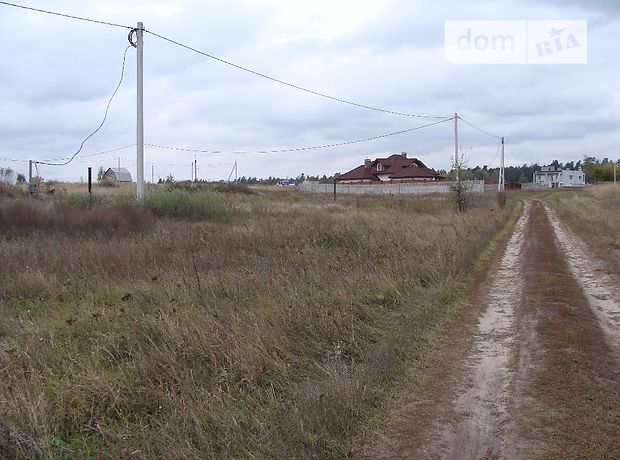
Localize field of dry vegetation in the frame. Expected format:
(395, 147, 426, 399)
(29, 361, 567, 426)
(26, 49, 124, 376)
(0, 183, 514, 458)
(543, 184, 620, 272)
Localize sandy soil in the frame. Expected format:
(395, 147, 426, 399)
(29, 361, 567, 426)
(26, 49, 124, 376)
(433, 202, 530, 459)
(360, 199, 620, 459)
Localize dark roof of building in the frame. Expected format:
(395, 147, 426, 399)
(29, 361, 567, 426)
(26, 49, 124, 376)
(337, 165, 376, 181)
(337, 154, 443, 181)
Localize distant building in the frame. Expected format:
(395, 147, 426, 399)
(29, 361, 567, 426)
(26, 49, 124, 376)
(103, 167, 132, 183)
(0, 167, 16, 185)
(533, 166, 585, 188)
(336, 153, 444, 184)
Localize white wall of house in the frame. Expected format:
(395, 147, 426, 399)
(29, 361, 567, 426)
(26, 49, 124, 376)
(559, 169, 585, 186)
(533, 168, 585, 188)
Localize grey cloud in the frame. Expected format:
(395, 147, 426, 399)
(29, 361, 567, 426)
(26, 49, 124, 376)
(0, 0, 619, 181)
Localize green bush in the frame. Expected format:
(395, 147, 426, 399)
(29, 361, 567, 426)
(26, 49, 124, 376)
(143, 190, 232, 221)
(68, 194, 112, 208)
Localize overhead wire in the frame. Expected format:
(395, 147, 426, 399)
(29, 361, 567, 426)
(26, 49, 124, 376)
(36, 45, 132, 166)
(144, 29, 450, 120)
(0, 1, 132, 29)
(458, 116, 502, 139)
(0, 3, 509, 174)
(145, 118, 452, 155)
(41, 144, 136, 163)
(0, 157, 29, 163)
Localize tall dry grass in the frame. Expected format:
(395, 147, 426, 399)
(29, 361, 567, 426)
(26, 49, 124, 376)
(0, 190, 513, 458)
(0, 199, 153, 237)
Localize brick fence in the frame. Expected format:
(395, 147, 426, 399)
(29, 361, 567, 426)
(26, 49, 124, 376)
(298, 180, 485, 196)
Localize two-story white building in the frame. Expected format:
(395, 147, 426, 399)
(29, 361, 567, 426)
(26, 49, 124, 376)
(533, 166, 586, 188)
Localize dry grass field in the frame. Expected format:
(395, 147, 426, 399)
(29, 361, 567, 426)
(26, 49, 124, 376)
(542, 184, 620, 272)
(0, 183, 514, 458)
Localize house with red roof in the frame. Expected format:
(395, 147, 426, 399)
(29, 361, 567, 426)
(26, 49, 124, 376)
(336, 153, 445, 184)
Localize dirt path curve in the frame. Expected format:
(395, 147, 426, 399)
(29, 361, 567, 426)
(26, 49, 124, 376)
(360, 199, 620, 458)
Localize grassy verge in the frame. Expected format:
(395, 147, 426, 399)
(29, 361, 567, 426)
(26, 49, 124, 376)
(0, 190, 514, 458)
(535, 185, 620, 273)
(357, 197, 524, 453)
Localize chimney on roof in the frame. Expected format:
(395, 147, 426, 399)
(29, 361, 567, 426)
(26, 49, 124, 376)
(401, 151, 407, 158)
(364, 159, 372, 168)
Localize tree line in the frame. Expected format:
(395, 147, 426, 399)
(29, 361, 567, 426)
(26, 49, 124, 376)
(2, 156, 618, 186)
(444, 156, 618, 184)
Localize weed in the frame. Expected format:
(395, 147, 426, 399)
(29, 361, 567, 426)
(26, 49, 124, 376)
(0, 189, 514, 458)
(143, 190, 232, 221)
(0, 199, 153, 237)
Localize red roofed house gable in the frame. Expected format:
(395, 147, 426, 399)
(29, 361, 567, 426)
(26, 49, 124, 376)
(336, 153, 444, 184)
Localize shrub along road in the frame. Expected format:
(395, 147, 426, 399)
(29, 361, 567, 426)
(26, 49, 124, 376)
(361, 198, 620, 458)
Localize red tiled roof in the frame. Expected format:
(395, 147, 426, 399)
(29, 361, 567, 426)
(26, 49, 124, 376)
(389, 167, 439, 178)
(337, 154, 443, 181)
(337, 165, 376, 181)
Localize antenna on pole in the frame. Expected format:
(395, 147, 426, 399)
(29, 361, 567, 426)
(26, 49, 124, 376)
(136, 21, 145, 200)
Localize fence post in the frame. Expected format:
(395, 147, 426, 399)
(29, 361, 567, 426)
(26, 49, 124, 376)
(88, 167, 92, 195)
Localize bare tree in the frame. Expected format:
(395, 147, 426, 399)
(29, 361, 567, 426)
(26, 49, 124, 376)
(449, 154, 470, 212)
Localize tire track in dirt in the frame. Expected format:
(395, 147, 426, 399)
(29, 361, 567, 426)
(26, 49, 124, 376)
(543, 202, 620, 357)
(519, 199, 620, 456)
(432, 201, 531, 459)
(359, 199, 620, 458)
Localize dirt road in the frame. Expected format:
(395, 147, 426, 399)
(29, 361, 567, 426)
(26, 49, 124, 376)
(361, 199, 620, 459)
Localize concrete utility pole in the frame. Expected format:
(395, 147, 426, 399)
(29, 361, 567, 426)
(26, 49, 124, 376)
(151, 164, 154, 184)
(454, 113, 459, 181)
(28, 159, 33, 198)
(136, 21, 145, 200)
(498, 137, 505, 191)
(614, 161, 617, 185)
(228, 161, 238, 183)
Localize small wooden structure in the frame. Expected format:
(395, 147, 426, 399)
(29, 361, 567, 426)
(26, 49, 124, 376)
(103, 167, 132, 183)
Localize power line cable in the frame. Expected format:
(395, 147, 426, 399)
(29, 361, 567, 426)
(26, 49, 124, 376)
(0, 1, 132, 29)
(1, 145, 135, 166)
(37, 46, 132, 166)
(145, 118, 452, 156)
(0, 157, 29, 163)
(42, 144, 136, 162)
(458, 116, 502, 139)
(144, 29, 450, 120)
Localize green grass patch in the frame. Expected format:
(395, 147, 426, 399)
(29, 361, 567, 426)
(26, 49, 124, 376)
(143, 189, 233, 221)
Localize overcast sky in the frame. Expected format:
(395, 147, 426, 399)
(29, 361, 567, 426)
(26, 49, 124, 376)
(0, 0, 618, 182)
